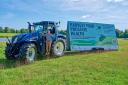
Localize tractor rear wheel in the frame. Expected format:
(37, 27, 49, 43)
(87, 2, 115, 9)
(52, 38, 65, 56)
(19, 43, 37, 63)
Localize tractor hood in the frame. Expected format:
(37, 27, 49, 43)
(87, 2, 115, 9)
(11, 32, 38, 44)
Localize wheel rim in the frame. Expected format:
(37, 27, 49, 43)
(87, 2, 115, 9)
(54, 41, 64, 55)
(26, 47, 35, 62)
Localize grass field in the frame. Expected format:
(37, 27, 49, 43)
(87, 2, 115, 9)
(0, 39, 128, 85)
(0, 33, 18, 38)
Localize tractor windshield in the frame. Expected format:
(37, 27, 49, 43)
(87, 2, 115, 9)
(34, 25, 46, 32)
(32, 22, 57, 34)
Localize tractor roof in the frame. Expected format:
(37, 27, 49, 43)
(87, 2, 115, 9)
(33, 21, 57, 25)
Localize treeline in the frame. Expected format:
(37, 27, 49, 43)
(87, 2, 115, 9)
(116, 29, 128, 38)
(0, 27, 29, 33)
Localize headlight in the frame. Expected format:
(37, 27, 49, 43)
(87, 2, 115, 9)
(13, 37, 18, 43)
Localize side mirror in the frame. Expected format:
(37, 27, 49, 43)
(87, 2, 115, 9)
(27, 22, 32, 33)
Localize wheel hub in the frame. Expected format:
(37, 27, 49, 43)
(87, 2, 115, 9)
(26, 48, 35, 62)
(55, 41, 64, 55)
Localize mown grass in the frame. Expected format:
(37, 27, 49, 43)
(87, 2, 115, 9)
(0, 33, 18, 38)
(0, 39, 128, 85)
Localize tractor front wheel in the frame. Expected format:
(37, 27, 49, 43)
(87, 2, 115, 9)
(19, 43, 37, 63)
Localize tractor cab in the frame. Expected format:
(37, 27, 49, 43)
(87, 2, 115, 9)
(27, 21, 60, 55)
(28, 21, 59, 35)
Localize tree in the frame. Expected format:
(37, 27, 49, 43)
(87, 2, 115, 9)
(115, 29, 124, 38)
(123, 29, 128, 38)
(20, 28, 29, 33)
(4, 27, 10, 33)
(10, 28, 15, 33)
(15, 29, 20, 33)
(0, 27, 4, 33)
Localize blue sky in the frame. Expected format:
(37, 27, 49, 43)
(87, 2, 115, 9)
(0, 0, 128, 30)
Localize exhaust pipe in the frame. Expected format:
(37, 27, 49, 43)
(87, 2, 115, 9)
(27, 22, 32, 33)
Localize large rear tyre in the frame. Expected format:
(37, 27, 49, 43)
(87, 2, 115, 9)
(19, 43, 37, 63)
(52, 38, 65, 56)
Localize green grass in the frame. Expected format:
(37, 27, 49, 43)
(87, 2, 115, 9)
(0, 42, 6, 59)
(0, 33, 18, 38)
(0, 39, 128, 85)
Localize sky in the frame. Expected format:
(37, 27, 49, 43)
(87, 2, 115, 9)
(0, 0, 128, 30)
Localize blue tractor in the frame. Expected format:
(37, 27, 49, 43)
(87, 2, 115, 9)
(5, 21, 66, 63)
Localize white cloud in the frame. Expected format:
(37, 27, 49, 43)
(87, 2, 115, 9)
(61, 0, 106, 12)
(107, 0, 112, 2)
(81, 15, 91, 19)
(107, 0, 125, 2)
(115, 0, 124, 2)
(71, 0, 80, 2)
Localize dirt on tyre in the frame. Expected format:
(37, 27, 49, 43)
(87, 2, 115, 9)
(19, 43, 37, 63)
